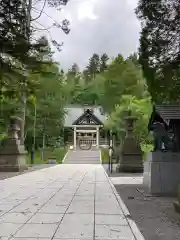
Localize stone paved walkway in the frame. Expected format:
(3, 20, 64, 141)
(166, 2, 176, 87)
(0, 164, 144, 240)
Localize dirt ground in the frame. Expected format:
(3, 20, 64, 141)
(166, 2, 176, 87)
(114, 182, 180, 240)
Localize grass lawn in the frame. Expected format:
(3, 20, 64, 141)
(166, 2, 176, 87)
(100, 147, 109, 164)
(26, 147, 67, 165)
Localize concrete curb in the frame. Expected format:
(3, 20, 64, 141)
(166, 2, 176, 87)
(127, 218, 145, 240)
(103, 168, 145, 240)
(62, 149, 69, 164)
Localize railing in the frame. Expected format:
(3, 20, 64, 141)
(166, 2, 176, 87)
(79, 139, 96, 146)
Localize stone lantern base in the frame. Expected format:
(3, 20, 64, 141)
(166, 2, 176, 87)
(0, 116, 28, 172)
(118, 137, 143, 173)
(0, 139, 28, 172)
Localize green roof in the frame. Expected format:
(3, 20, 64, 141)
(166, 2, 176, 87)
(64, 105, 107, 127)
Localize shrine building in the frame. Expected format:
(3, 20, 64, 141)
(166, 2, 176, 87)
(63, 105, 108, 149)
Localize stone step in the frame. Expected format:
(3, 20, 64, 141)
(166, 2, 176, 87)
(64, 150, 100, 164)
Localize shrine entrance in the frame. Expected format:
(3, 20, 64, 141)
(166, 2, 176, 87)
(72, 108, 103, 150)
(75, 129, 99, 150)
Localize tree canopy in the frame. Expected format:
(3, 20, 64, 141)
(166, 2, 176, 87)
(0, 0, 154, 154)
(0, 0, 70, 98)
(136, 0, 180, 103)
(63, 52, 152, 147)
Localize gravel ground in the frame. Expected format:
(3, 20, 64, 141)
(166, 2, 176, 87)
(114, 182, 180, 240)
(0, 164, 56, 180)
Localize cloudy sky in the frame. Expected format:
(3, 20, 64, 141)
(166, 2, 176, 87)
(33, 0, 141, 70)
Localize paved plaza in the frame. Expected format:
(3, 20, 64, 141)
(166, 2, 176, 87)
(0, 164, 144, 240)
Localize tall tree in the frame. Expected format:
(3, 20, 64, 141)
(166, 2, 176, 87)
(100, 53, 109, 72)
(0, 0, 70, 97)
(67, 63, 81, 85)
(86, 53, 100, 80)
(99, 54, 146, 113)
(136, 0, 180, 103)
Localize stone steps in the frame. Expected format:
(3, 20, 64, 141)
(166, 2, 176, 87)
(64, 150, 100, 164)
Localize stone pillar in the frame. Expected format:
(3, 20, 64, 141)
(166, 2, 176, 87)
(144, 152, 180, 196)
(96, 126, 99, 148)
(74, 126, 76, 150)
(0, 116, 28, 172)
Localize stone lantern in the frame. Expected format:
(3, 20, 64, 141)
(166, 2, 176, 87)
(118, 110, 143, 173)
(0, 116, 28, 172)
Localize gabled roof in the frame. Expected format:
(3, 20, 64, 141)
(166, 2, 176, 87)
(64, 105, 107, 127)
(148, 104, 180, 131)
(155, 105, 180, 120)
(73, 109, 103, 125)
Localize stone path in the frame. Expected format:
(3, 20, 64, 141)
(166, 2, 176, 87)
(0, 164, 144, 240)
(64, 150, 100, 164)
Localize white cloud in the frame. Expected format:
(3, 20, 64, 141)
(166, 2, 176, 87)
(77, 0, 98, 20)
(34, 0, 141, 70)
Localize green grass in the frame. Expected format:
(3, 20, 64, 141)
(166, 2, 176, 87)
(100, 147, 109, 164)
(26, 147, 67, 165)
(53, 148, 67, 164)
(26, 151, 44, 165)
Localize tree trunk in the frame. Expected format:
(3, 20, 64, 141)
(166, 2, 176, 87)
(41, 132, 45, 161)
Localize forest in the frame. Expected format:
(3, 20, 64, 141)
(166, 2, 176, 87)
(0, 44, 153, 154)
(1, 0, 180, 160)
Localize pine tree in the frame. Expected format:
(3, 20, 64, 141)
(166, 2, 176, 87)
(100, 53, 109, 72)
(136, 0, 180, 103)
(86, 53, 100, 80)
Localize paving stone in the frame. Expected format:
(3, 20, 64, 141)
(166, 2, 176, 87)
(54, 214, 94, 239)
(67, 202, 94, 214)
(0, 212, 34, 223)
(0, 223, 23, 237)
(73, 195, 94, 202)
(0, 163, 144, 240)
(95, 225, 135, 239)
(61, 213, 94, 225)
(38, 203, 67, 213)
(95, 206, 123, 215)
(0, 211, 6, 217)
(95, 194, 117, 200)
(49, 195, 73, 204)
(55, 224, 93, 239)
(14, 223, 57, 238)
(10, 202, 41, 213)
(0, 204, 15, 212)
(0, 198, 23, 205)
(76, 189, 95, 195)
(28, 213, 63, 224)
(12, 238, 49, 240)
(95, 215, 128, 225)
